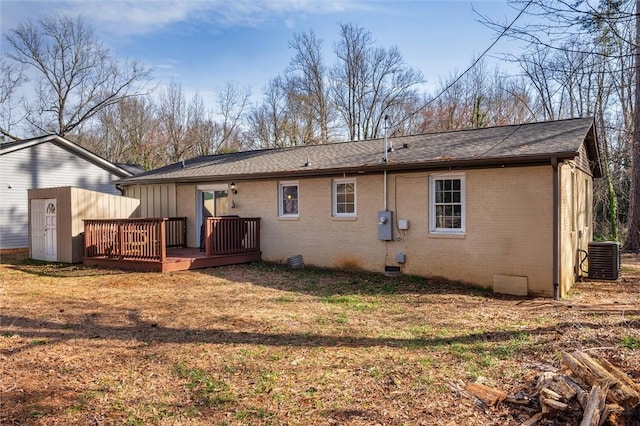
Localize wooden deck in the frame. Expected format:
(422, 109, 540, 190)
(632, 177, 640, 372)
(83, 247, 262, 272)
(83, 217, 261, 272)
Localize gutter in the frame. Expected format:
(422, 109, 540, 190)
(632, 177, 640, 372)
(552, 158, 560, 300)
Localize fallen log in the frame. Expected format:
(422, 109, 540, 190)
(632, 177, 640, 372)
(589, 352, 640, 395)
(521, 412, 543, 426)
(579, 382, 609, 426)
(562, 351, 640, 408)
(541, 396, 570, 412)
(599, 403, 625, 426)
(536, 371, 578, 401)
(465, 382, 506, 407)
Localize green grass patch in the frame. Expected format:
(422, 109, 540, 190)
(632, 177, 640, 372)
(621, 336, 640, 349)
(274, 295, 297, 303)
(320, 294, 377, 312)
(173, 362, 235, 405)
(236, 406, 275, 420)
(447, 342, 474, 360)
(496, 332, 531, 358)
(410, 325, 433, 337)
(254, 371, 278, 394)
(334, 313, 348, 324)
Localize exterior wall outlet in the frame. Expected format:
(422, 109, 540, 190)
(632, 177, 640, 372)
(398, 219, 409, 230)
(396, 253, 406, 264)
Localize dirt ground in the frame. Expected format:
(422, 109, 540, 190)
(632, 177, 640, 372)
(1, 253, 638, 425)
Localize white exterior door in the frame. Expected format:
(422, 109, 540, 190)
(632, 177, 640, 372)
(31, 198, 57, 261)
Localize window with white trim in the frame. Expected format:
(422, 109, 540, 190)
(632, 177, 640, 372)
(333, 179, 356, 217)
(278, 181, 299, 217)
(429, 174, 465, 233)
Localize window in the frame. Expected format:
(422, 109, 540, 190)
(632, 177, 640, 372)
(430, 174, 465, 233)
(333, 179, 356, 217)
(279, 181, 299, 217)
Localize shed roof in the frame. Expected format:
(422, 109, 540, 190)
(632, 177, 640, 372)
(1, 134, 133, 178)
(119, 117, 601, 185)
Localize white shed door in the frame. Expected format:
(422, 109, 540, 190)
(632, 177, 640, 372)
(31, 199, 57, 261)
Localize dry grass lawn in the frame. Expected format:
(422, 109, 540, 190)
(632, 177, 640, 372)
(1, 253, 639, 425)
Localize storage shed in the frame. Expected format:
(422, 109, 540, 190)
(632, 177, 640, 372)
(28, 187, 140, 263)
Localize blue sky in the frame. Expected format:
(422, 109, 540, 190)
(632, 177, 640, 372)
(1, 0, 526, 105)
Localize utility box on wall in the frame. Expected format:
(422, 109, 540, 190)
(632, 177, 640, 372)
(378, 210, 393, 241)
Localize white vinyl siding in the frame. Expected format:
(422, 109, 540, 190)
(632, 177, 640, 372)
(1, 142, 124, 249)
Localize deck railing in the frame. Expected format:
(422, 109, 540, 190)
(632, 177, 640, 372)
(205, 217, 260, 256)
(84, 217, 187, 261)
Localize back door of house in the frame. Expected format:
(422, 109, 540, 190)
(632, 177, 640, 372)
(31, 198, 57, 261)
(197, 185, 229, 248)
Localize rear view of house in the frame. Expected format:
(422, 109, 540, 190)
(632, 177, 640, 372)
(0, 135, 133, 251)
(117, 118, 601, 297)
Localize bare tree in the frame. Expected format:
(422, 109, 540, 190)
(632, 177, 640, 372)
(157, 82, 203, 162)
(288, 31, 332, 144)
(482, 0, 636, 245)
(416, 59, 533, 133)
(246, 76, 295, 149)
(88, 97, 163, 170)
(211, 82, 250, 153)
(187, 92, 216, 157)
(0, 59, 26, 141)
(624, 0, 640, 250)
(331, 23, 424, 141)
(3, 14, 151, 138)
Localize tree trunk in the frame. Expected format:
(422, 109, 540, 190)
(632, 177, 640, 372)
(624, 0, 640, 251)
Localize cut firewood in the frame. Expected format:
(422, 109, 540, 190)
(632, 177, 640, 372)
(465, 382, 506, 407)
(521, 412, 543, 426)
(537, 372, 579, 401)
(599, 403, 625, 426)
(540, 387, 563, 401)
(505, 391, 530, 405)
(580, 382, 610, 426)
(541, 397, 570, 411)
(563, 351, 640, 408)
(564, 375, 589, 408)
(589, 352, 640, 395)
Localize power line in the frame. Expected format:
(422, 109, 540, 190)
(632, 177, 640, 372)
(392, 0, 533, 134)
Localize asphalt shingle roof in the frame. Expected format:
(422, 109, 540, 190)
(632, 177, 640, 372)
(120, 117, 599, 185)
(1, 134, 133, 177)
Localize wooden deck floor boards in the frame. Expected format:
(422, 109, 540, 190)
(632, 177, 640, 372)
(83, 247, 261, 272)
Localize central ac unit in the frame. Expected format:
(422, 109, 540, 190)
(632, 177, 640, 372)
(588, 242, 620, 280)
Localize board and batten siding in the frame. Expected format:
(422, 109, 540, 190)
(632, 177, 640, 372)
(28, 187, 140, 263)
(122, 184, 177, 218)
(1, 142, 124, 249)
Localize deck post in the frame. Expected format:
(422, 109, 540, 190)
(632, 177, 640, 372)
(205, 218, 212, 256)
(256, 218, 261, 252)
(160, 219, 167, 261)
(117, 221, 125, 259)
(181, 217, 187, 248)
(83, 222, 89, 257)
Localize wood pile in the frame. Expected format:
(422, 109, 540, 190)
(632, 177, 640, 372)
(463, 351, 640, 425)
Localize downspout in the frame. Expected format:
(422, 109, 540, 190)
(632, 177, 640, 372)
(383, 115, 389, 211)
(552, 158, 560, 300)
(383, 170, 387, 211)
